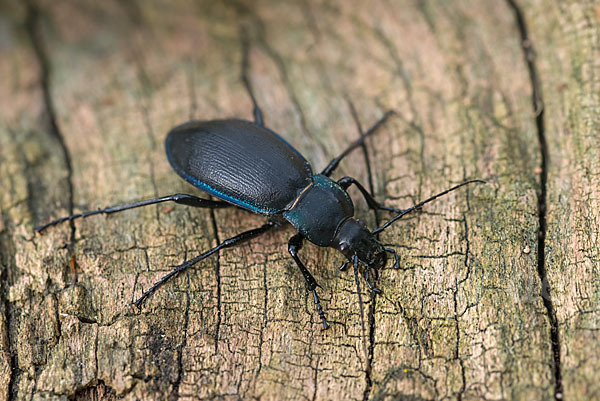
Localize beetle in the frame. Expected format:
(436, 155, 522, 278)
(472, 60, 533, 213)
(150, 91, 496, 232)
(35, 104, 482, 329)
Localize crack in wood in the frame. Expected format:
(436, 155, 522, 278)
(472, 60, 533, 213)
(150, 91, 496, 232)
(505, 1, 563, 400)
(346, 101, 381, 401)
(170, 273, 190, 401)
(25, 0, 76, 250)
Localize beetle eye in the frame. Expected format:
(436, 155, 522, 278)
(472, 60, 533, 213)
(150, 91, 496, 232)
(339, 242, 349, 252)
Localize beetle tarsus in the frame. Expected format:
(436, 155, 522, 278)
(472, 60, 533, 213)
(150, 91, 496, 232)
(385, 248, 400, 269)
(339, 261, 350, 271)
(313, 289, 329, 330)
(289, 234, 330, 329)
(133, 223, 275, 307)
(321, 110, 396, 177)
(35, 193, 232, 233)
(364, 268, 381, 294)
(134, 263, 188, 308)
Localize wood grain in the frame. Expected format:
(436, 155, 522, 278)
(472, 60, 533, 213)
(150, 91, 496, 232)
(0, 0, 597, 400)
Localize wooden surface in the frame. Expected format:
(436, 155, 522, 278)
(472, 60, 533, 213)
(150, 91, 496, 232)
(0, 0, 598, 400)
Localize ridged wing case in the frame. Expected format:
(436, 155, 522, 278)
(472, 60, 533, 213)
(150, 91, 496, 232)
(165, 120, 313, 214)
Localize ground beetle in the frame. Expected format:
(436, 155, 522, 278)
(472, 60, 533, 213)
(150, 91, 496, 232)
(36, 103, 482, 329)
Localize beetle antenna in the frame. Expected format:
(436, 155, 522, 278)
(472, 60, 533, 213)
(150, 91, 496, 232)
(372, 179, 485, 234)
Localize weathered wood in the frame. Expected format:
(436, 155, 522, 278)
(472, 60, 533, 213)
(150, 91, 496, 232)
(524, 1, 600, 399)
(0, 0, 597, 400)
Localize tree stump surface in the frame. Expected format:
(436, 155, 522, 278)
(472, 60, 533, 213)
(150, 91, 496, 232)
(0, 1, 598, 400)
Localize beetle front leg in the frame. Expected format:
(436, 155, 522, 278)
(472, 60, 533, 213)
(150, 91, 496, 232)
(337, 176, 406, 214)
(321, 110, 395, 177)
(288, 234, 329, 330)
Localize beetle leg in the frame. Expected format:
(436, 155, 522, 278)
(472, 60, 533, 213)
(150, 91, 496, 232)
(337, 176, 406, 214)
(288, 234, 329, 330)
(252, 103, 264, 127)
(385, 247, 401, 269)
(321, 110, 395, 177)
(134, 221, 276, 308)
(240, 31, 265, 127)
(364, 268, 382, 294)
(35, 193, 232, 233)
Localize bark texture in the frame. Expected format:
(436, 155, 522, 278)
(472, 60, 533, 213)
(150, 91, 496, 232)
(0, 0, 598, 400)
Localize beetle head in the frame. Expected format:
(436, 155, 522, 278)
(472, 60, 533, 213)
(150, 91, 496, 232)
(334, 218, 386, 267)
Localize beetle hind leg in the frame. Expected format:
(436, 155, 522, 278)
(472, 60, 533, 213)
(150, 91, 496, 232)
(134, 222, 276, 307)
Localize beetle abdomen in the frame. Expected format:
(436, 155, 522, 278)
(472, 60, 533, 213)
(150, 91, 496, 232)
(165, 120, 313, 214)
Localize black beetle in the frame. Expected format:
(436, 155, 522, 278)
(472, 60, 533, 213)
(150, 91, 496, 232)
(36, 105, 482, 329)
